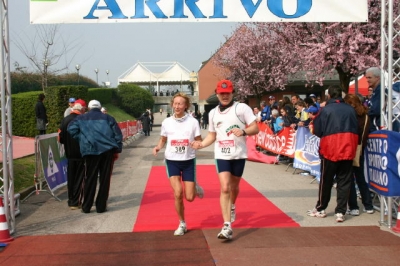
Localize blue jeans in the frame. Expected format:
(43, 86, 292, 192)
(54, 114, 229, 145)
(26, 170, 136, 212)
(348, 154, 374, 211)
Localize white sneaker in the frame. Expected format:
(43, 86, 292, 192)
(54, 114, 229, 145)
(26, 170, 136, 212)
(196, 184, 204, 199)
(307, 208, 327, 218)
(347, 209, 360, 216)
(174, 223, 187, 236)
(217, 224, 233, 240)
(364, 208, 375, 214)
(335, 213, 345, 222)
(230, 206, 236, 223)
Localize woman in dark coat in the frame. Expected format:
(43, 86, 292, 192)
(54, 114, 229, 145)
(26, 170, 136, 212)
(140, 112, 152, 136)
(35, 93, 48, 135)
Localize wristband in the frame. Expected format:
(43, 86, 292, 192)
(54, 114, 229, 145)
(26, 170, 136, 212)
(242, 129, 247, 136)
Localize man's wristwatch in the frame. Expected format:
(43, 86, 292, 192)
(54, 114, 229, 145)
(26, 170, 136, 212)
(242, 129, 247, 136)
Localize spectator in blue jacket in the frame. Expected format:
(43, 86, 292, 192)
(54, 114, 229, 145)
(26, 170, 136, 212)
(260, 100, 271, 123)
(68, 100, 123, 213)
(391, 70, 400, 132)
(365, 67, 382, 132)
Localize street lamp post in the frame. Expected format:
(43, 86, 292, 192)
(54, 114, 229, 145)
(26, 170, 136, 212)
(43, 59, 49, 89)
(94, 68, 99, 86)
(106, 70, 109, 87)
(75, 64, 81, 85)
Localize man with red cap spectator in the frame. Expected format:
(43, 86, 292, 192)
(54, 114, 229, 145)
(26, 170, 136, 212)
(191, 79, 259, 240)
(59, 100, 86, 210)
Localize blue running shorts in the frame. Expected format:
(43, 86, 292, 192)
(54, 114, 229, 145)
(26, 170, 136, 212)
(215, 159, 246, 177)
(165, 158, 196, 182)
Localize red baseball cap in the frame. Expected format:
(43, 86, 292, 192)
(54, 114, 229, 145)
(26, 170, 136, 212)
(74, 99, 87, 107)
(216, 80, 234, 94)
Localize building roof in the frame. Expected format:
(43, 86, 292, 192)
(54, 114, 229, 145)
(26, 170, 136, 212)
(118, 62, 193, 85)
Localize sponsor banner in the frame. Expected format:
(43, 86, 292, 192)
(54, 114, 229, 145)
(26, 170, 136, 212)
(255, 123, 295, 158)
(292, 127, 321, 181)
(365, 130, 400, 197)
(37, 133, 68, 192)
(247, 136, 277, 164)
(30, 0, 368, 24)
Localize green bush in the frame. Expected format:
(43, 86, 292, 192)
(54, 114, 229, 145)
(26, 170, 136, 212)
(116, 84, 154, 117)
(12, 91, 43, 137)
(45, 86, 88, 133)
(88, 88, 117, 105)
(11, 86, 88, 137)
(11, 72, 98, 94)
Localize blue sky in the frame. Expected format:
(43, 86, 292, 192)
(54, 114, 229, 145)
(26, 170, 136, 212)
(9, 0, 237, 87)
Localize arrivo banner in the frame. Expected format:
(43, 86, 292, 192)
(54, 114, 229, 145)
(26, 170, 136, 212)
(30, 0, 368, 24)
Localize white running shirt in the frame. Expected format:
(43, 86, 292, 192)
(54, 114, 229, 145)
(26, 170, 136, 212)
(161, 114, 201, 161)
(209, 102, 256, 159)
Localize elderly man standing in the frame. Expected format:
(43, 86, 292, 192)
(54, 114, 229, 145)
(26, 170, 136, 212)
(68, 100, 123, 213)
(365, 67, 382, 132)
(59, 100, 86, 210)
(307, 85, 358, 223)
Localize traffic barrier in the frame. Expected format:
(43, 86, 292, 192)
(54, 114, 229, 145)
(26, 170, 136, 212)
(0, 197, 13, 243)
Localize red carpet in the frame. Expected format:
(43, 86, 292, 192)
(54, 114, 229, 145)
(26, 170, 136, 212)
(133, 165, 299, 232)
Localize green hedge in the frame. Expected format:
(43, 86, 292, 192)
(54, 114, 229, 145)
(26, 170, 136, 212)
(10, 85, 155, 137)
(11, 86, 88, 137)
(87, 88, 116, 105)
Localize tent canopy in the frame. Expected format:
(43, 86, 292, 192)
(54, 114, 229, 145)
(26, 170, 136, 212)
(118, 62, 193, 86)
(349, 75, 369, 96)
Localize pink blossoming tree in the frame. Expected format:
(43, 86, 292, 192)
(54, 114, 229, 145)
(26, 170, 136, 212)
(214, 0, 400, 96)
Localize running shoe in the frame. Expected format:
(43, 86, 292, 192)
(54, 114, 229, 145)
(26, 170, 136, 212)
(335, 213, 345, 222)
(196, 184, 204, 199)
(346, 209, 360, 216)
(307, 208, 327, 218)
(217, 223, 233, 240)
(174, 223, 187, 236)
(364, 208, 375, 214)
(231, 205, 236, 223)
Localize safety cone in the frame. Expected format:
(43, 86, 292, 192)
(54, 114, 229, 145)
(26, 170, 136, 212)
(0, 197, 13, 243)
(392, 205, 400, 234)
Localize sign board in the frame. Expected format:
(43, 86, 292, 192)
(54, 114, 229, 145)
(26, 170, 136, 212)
(365, 130, 400, 197)
(30, 0, 368, 24)
(37, 133, 68, 192)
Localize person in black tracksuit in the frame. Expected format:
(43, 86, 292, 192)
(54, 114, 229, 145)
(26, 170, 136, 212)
(59, 101, 86, 209)
(308, 85, 358, 222)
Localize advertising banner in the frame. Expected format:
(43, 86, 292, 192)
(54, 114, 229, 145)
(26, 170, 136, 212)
(30, 0, 368, 24)
(254, 123, 296, 158)
(365, 130, 400, 197)
(37, 133, 68, 192)
(293, 127, 321, 181)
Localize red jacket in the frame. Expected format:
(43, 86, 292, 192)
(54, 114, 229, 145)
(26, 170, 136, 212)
(313, 98, 358, 161)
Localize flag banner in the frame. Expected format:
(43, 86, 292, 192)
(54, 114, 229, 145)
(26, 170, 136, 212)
(293, 126, 321, 181)
(254, 123, 295, 158)
(365, 130, 400, 197)
(30, 0, 368, 24)
(37, 133, 68, 192)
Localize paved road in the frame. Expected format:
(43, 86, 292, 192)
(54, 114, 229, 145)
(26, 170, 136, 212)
(15, 112, 393, 237)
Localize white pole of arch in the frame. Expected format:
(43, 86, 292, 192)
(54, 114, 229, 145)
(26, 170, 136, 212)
(0, 0, 16, 234)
